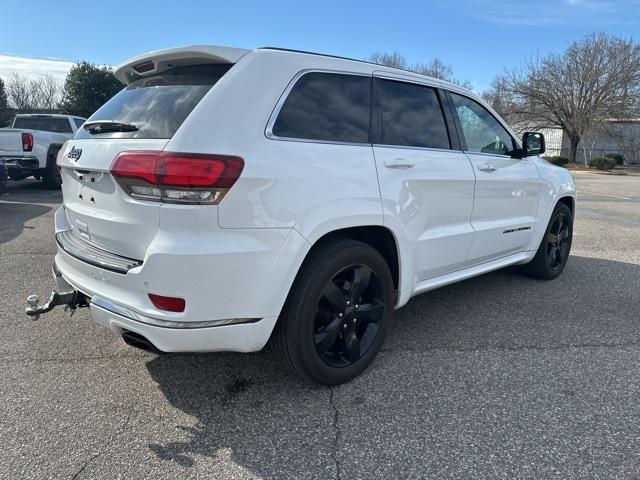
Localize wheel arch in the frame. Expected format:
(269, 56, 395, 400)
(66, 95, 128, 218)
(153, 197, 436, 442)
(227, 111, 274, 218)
(47, 143, 64, 160)
(283, 225, 402, 312)
(557, 195, 575, 217)
(308, 226, 400, 291)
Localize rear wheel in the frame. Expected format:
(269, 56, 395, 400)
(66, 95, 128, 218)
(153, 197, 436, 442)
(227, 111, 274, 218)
(519, 202, 573, 279)
(42, 147, 62, 189)
(271, 239, 394, 385)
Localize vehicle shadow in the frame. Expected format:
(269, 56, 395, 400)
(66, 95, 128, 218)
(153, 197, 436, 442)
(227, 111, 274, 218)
(0, 201, 52, 247)
(2, 179, 62, 204)
(144, 255, 640, 478)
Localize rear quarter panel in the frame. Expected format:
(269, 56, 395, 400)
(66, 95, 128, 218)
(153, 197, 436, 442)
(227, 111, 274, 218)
(166, 50, 384, 238)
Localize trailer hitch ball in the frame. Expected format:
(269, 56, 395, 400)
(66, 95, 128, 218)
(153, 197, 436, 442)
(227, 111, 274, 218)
(25, 290, 88, 321)
(26, 295, 41, 320)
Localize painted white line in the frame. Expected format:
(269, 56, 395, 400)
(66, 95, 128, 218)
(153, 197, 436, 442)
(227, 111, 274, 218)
(578, 191, 632, 200)
(0, 199, 55, 206)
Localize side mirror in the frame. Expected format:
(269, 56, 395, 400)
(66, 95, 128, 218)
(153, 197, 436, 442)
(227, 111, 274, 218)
(522, 132, 545, 157)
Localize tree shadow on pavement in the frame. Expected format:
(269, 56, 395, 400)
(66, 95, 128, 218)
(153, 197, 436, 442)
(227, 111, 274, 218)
(144, 255, 640, 478)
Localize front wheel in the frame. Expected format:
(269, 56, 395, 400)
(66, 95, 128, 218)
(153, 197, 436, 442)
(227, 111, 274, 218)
(271, 239, 395, 385)
(519, 202, 573, 280)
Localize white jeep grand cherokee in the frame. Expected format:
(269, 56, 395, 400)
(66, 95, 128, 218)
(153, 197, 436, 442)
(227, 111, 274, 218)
(28, 45, 576, 385)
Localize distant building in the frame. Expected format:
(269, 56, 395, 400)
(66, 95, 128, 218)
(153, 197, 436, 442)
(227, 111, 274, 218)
(537, 119, 640, 164)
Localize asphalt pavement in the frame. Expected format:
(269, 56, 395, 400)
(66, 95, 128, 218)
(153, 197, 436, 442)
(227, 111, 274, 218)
(1, 172, 639, 479)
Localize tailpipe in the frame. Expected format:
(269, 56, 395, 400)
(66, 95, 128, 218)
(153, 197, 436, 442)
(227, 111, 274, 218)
(121, 330, 163, 354)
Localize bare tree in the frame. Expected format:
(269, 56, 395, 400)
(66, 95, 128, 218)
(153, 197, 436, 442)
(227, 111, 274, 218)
(6, 73, 34, 111)
(368, 51, 408, 69)
(5, 73, 62, 112)
(368, 52, 472, 89)
(485, 33, 640, 164)
(34, 74, 63, 111)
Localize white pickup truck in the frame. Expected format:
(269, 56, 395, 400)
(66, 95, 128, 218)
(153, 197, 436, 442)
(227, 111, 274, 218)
(0, 114, 86, 188)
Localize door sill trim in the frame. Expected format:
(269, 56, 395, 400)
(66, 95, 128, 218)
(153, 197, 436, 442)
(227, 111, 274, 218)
(411, 251, 534, 297)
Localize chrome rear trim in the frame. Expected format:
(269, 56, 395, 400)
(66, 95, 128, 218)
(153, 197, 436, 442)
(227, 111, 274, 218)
(91, 296, 260, 329)
(56, 229, 142, 274)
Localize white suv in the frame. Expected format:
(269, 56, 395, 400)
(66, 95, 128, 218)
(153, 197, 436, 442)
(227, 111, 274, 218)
(28, 45, 576, 385)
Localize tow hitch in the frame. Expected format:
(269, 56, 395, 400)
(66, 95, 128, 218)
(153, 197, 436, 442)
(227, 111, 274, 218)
(25, 290, 89, 321)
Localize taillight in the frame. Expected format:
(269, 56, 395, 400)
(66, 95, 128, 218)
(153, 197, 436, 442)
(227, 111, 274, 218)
(148, 294, 185, 312)
(22, 132, 33, 152)
(110, 151, 244, 204)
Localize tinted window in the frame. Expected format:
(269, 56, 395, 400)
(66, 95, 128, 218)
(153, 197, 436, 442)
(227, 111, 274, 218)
(379, 80, 450, 149)
(450, 93, 514, 155)
(75, 64, 231, 139)
(272, 72, 370, 143)
(73, 118, 85, 129)
(13, 116, 72, 133)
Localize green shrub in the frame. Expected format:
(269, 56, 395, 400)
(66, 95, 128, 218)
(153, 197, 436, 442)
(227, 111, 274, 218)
(588, 157, 617, 170)
(543, 156, 570, 167)
(604, 153, 625, 165)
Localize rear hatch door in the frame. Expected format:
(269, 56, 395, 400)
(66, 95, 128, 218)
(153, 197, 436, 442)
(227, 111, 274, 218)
(59, 138, 168, 260)
(58, 62, 233, 261)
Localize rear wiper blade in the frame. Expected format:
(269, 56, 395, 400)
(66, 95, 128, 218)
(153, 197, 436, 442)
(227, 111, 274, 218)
(84, 120, 139, 134)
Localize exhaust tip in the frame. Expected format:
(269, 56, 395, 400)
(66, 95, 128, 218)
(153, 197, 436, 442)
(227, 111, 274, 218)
(121, 330, 163, 354)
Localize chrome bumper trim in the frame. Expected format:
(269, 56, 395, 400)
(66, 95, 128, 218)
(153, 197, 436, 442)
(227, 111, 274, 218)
(56, 229, 142, 274)
(1, 156, 39, 169)
(91, 296, 260, 329)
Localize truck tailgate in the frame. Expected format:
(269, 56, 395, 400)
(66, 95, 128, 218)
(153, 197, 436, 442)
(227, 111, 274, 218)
(0, 129, 24, 154)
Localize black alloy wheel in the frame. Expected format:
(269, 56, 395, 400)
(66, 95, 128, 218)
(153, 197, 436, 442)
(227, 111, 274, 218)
(314, 264, 385, 367)
(546, 209, 571, 273)
(271, 239, 394, 385)
(519, 202, 573, 280)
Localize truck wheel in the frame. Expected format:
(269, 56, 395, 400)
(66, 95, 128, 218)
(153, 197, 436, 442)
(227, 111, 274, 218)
(519, 202, 573, 280)
(271, 239, 394, 385)
(42, 147, 62, 189)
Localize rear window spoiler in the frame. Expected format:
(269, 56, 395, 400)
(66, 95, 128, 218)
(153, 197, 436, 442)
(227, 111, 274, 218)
(115, 45, 251, 84)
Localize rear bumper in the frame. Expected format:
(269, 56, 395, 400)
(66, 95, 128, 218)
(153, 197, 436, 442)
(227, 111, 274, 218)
(90, 298, 278, 353)
(53, 205, 310, 352)
(1, 155, 40, 170)
(55, 266, 278, 352)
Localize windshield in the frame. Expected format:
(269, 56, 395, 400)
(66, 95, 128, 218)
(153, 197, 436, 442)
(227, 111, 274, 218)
(74, 64, 232, 140)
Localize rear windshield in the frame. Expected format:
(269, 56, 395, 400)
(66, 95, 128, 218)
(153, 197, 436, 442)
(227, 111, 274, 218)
(13, 116, 73, 133)
(74, 64, 232, 140)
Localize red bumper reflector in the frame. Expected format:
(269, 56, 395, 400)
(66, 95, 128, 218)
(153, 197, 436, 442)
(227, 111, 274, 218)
(148, 294, 186, 313)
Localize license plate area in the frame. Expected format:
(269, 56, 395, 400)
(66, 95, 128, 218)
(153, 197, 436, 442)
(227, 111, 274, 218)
(69, 170, 115, 206)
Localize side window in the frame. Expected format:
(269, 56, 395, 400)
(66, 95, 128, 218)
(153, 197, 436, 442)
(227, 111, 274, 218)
(378, 80, 450, 149)
(450, 93, 514, 156)
(272, 72, 370, 143)
(73, 118, 85, 129)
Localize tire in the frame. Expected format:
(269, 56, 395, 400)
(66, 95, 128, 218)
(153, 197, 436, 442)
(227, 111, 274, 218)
(271, 239, 394, 385)
(0, 165, 6, 197)
(8, 173, 27, 181)
(42, 147, 62, 189)
(519, 202, 573, 280)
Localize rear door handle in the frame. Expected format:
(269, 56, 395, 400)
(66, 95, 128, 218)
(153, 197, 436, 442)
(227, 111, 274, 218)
(478, 163, 497, 172)
(384, 159, 414, 169)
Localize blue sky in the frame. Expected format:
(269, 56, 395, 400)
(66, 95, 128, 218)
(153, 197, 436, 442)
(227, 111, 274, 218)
(0, 0, 638, 91)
